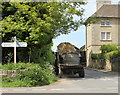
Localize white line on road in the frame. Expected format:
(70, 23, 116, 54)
(2, 89, 7, 92)
(106, 88, 118, 90)
(99, 78, 113, 81)
(12, 89, 27, 91)
(115, 81, 118, 84)
(31, 89, 47, 91)
(87, 88, 101, 90)
(40, 89, 47, 90)
(51, 89, 64, 91)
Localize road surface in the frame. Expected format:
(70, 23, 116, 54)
(1, 69, 118, 93)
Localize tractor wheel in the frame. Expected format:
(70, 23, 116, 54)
(79, 69, 85, 78)
(59, 70, 63, 78)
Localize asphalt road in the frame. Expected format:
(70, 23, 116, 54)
(1, 69, 118, 93)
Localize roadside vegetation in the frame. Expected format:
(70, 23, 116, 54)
(91, 44, 120, 71)
(1, 2, 86, 87)
(2, 62, 56, 87)
(91, 44, 120, 60)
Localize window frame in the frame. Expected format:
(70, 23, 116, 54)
(101, 32, 111, 40)
(101, 20, 105, 26)
(101, 32, 106, 40)
(100, 20, 111, 26)
(106, 32, 111, 40)
(106, 20, 110, 26)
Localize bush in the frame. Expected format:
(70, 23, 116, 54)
(2, 62, 32, 70)
(2, 63, 16, 70)
(91, 51, 120, 60)
(2, 77, 32, 87)
(91, 44, 119, 60)
(104, 51, 120, 60)
(100, 44, 119, 53)
(16, 63, 33, 70)
(91, 53, 100, 59)
(2, 62, 56, 87)
(91, 53, 105, 60)
(18, 66, 56, 86)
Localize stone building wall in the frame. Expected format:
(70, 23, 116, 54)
(89, 58, 119, 71)
(86, 18, 120, 67)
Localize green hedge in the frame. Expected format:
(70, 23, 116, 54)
(91, 44, 119, 60)
(100, 44, 119, 53)
(104, 51, 120, 60)
(91, 53, 105, 60)
(91, 51, 120, 60)
(2, 62, 33, 70)
(2, 62, 56, 87)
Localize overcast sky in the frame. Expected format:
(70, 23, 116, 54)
(51, 0, 119, 52)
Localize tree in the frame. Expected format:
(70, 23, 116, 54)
(2, 2, 86, 63)
(100, 44, 119, 53)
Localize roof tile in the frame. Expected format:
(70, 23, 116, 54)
(92, 4, 120, 18)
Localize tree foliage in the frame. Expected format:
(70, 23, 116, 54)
(2, 2, 86, 63)
(91, 44, 119, 60)
(100, 44, 119, 53)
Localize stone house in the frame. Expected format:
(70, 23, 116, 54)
(85, 0, 120, 67)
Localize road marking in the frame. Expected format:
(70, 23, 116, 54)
(40, 89, 47, 90)
(87, 88, 101, 90)
(88, 79, 94, 80)
(99, 78, 113, 81)
(106, 88, 118, 90)
(51, 89, 64, 91)
(115, 81, 118, 84)
(99, 79, 107, 81)
(106, 78, 113, 80)
(31, 89, 47, 91)
(12, 89, 27, 91)
(2, 89, 7, 92)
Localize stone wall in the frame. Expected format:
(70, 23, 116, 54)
(110, 58, 119, 71)
(89, 58, 119, 71)
(2, 70, 18, 77)
(2, 69, 28, 78)
(89, 59, 106, 70)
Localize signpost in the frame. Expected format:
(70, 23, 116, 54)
(1, 36, 27, 64)
(1, 42, 27, 47)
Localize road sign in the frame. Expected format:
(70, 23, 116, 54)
(1, 42, 27, 47)
(1, 42, 14, 47)
(1, 36, 27, 64)
(16, 42, 27, 47)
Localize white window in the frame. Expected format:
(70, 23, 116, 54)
(101, 20, 110, 26)
(101, 32, 111, 40)
(101, 32, 105, 40)
(101, 20, 105, 26)
(106, 20, 110, 26)
(106, 32, 110, 40)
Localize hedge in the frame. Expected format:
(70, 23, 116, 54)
(2, 62, 56, 87)
(104, 51, 120, 60)
(91, 51, 120, 60)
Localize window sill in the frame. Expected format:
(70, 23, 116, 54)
(101, 40, 112, 42)
(100, 25, 112, 27)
